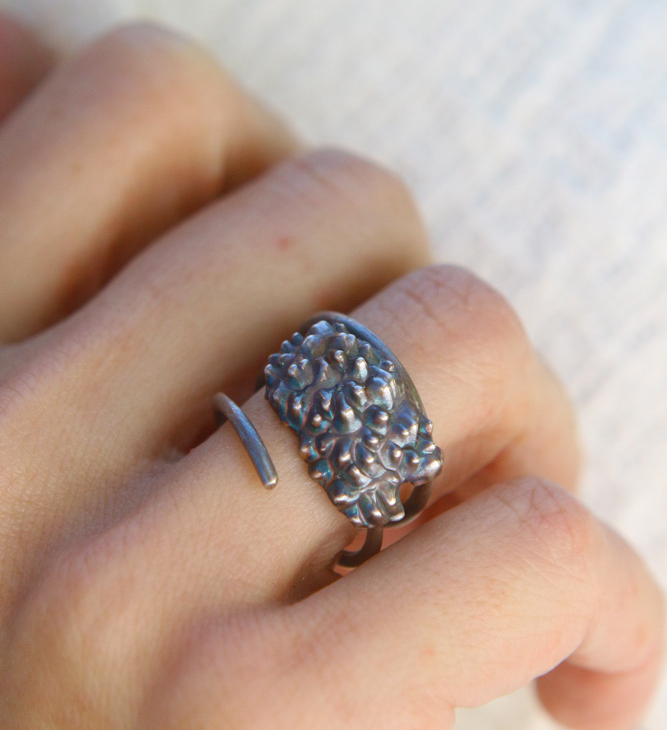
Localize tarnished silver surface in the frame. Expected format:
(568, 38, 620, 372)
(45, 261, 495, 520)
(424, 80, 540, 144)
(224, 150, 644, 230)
(213, 312, 443, 568)
(213, 392, 278, 489)
(264, 313, 443, 530)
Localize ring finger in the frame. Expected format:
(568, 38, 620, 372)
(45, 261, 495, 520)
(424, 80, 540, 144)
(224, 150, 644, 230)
(13, 259, 584, 726)
(156, 262, 580, 604)
(139, 271, 658, 730)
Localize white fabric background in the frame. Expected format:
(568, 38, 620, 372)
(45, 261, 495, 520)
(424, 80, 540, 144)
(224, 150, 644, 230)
(2, 0, 666, 728)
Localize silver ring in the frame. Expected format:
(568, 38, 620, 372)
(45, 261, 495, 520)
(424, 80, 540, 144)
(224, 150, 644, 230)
(214, 312, 443, 568)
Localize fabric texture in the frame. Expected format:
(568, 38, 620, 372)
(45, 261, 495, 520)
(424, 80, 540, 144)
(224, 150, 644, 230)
(2, 0, 666, 727)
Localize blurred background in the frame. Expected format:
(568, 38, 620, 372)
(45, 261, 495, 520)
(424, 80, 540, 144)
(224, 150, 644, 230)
(2, 0, 666, 727)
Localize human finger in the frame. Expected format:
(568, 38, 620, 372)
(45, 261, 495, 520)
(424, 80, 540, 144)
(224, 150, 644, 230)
(135, 264, 580, 606)
(0, 14, 54, 122)
(0, 21, 299, 342)
(153, 478, 664, 730)
(31, 264, 582, 666)
(2, 262, 584, 725)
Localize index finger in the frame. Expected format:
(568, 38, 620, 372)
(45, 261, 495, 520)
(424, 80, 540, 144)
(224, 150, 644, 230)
(0, 22, 299, 342)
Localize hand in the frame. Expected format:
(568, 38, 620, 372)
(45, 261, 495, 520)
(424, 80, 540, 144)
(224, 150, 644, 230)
(0, 16, 663, 730)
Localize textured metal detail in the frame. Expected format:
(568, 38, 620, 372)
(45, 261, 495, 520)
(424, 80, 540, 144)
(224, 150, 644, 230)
(264, 314, 443, 528)
(213, 392, 278, 489)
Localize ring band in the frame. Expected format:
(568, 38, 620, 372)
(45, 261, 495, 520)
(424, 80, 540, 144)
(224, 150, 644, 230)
(215, 312, 443, 568)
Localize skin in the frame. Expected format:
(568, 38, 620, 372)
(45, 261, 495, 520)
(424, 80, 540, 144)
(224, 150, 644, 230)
(0, 15, 663, 730)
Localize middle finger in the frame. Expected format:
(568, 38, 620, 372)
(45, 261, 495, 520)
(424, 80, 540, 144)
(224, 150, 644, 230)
(1, 149, 431, 595)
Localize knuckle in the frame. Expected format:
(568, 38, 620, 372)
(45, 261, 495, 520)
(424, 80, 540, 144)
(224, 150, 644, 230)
(4, 539, 127, 719)
(150, 610, 287, 729)
(0, 344, 72, 511)
(493, 476, 598, 579)
(90, 21, 200, 65)
(0, 336, 87, 457)
(397, 264, 528, 354)
(279, 147, 424, 227)
(76, 21, 234, 140)
(17, 539, 123, 666)
(274, 604, 453, 730)
(385, 264, 534, 420)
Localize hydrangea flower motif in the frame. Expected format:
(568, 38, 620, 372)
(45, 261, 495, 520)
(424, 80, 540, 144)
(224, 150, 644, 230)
(264, 319, 443, 528)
